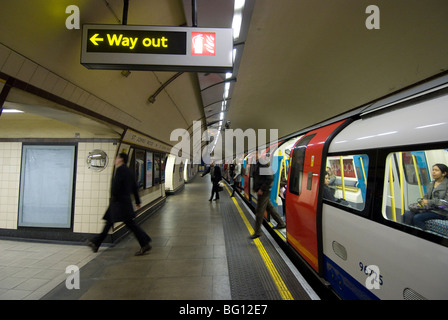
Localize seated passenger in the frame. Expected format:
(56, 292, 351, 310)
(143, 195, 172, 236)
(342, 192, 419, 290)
(403, 163, 448, 229)
(326, 167, 336, 186)
(323, 172, 337, 202)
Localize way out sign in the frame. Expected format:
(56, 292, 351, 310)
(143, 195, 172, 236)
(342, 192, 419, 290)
(81, 25, 233, 72)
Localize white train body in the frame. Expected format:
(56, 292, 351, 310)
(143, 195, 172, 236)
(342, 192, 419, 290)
(322, 82, 448, 299)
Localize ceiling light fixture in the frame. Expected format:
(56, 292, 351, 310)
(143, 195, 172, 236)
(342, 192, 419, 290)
(2, 109, 24, 113)
(232, 0, 245, 40)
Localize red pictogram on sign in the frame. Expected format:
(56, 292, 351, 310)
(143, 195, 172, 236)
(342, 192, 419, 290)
(191, 32, 215, 56)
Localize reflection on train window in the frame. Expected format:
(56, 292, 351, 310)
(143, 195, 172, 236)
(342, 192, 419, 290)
(324, 154, 369, 211)
(401, 152, 431, 186)
(382, 149, 448, 239)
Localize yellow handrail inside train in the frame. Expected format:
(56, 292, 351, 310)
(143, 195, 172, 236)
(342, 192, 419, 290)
(275, 157, 285, 206)
(389, 157, 397, 222)
(340, 156, 346, 200)
(398, 152, 405, 216)
(412, 154, 424, 198)
(360, 156, 367, 185)
(282, 157, 287, 180)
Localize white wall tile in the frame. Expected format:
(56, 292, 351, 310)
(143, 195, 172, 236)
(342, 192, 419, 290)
(0, 142, 21, 230)
(1, 51, 24, 77)
(0, 44, 11, 70)
(16, 59, 38, 83)
(29, 66, 48, 88)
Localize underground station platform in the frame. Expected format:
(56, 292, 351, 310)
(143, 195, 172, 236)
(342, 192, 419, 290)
(41, 174, 321, 306)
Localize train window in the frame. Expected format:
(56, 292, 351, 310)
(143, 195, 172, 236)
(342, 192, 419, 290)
(382, 149, 448, 239)
(324, 155, 369, 211)
(401, 152, 431, 186)
(289, 134, 315, 195)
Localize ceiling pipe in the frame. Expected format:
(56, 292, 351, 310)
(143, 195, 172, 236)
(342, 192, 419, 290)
(192, 0, 198, 27)
(120, 0, 130, 76)
(146, 1, 202, 103)
(122, 0, 129, 25)
(148, 72, 183, 103)
(147, 0, 199, 103)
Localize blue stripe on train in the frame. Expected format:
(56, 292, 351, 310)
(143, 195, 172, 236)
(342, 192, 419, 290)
(324, 255, 379, 300)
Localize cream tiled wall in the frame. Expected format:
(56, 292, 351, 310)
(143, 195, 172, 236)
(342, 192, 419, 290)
(0, 43, 141, 131)
(73, 142, 118, 234)
(0, 140, 165, 237)
(0, 142, 22, 229)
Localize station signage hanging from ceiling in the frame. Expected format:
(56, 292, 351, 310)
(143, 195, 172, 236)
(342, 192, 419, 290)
(81, 25, 233, 72)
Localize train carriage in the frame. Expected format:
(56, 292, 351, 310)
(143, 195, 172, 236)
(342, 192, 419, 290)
(282, 74, 448, 299)
(227, 74, 448, 299)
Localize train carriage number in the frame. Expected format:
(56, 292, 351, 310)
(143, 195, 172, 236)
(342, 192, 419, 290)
(359, 262, 383, 289)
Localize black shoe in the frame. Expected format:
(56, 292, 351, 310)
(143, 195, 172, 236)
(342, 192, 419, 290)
(273, 224, 286, 230)
(86, 240, 98, 253)
(249, 234, 261, 240)
(209, 198, 213, 201)
(135, 243, 152, 256)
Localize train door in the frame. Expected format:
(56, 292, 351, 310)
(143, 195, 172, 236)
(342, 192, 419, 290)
(241, 158, 246, 196)
(243, 154, 252, 201)
(247, 152, 258, 206)
(264, 141, 283, 210)
(286, 121, 347, 273)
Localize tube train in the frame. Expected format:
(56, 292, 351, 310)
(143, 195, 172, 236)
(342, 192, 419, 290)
(222, 73, 448, 300)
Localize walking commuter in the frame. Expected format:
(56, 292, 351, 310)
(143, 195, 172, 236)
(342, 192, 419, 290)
(250, 153, 286, 239)
(229, 162, 235, 185)
(201, 161, 222, 201)
(87, 153, 152, 256)
(231, 159, 242, 197)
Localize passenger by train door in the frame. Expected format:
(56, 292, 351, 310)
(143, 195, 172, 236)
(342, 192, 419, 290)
(286, 120, 347, 273)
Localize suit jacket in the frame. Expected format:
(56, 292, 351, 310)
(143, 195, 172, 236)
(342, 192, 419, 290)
(202, 165, 222, 183)
(104, 164, 141, 223)
(252, 161, 274, 192)
(212, 165, 222, 183)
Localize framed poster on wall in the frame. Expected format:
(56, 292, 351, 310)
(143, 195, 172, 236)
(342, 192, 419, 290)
(18, 145, 75, 228)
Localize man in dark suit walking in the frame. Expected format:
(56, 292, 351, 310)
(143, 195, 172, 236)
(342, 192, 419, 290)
(88, 153, 152, 256)
(201, 161, 222, 201)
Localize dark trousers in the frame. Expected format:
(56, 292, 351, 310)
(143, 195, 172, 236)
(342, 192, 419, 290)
(403, 210, 447, 229)
(253, 190, 285, 236)
(92, 218, 151, 248)
(210, 181, 220, 200)
(280, 197, 286, 216)
(231, 180, 241, 196)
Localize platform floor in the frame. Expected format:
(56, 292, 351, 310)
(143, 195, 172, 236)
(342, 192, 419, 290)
(1, 174, 319, 300)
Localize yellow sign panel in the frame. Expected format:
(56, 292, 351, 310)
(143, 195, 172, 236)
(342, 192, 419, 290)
(86, 29, 185, 54)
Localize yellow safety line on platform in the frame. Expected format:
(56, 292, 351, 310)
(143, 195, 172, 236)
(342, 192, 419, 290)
(267, 222, 287, 242)
(224, 184, 294, 300)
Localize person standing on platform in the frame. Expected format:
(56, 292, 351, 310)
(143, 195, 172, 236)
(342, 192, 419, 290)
(250, 153, 286, 239)
(201, 161, 222, 201)
(87, 153, 152, 256)
(231, 159, 242, 197)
